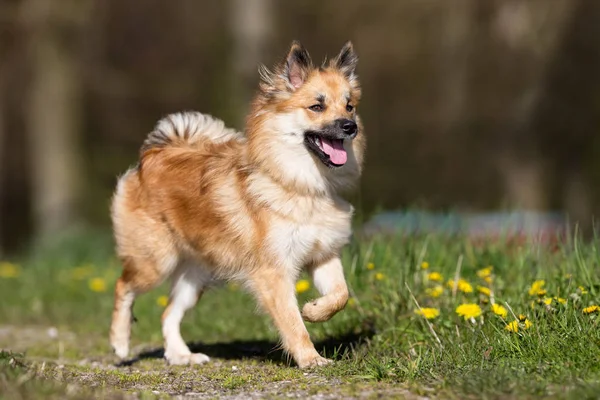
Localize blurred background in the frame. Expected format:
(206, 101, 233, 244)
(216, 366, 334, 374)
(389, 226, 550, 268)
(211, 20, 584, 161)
(1, 0, 600, 255)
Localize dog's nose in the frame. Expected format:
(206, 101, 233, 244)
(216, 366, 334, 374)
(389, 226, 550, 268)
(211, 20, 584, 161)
(341, 120, 357, 136)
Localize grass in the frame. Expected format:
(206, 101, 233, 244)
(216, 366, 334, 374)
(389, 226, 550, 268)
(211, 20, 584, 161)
(1, 228, 599, 399)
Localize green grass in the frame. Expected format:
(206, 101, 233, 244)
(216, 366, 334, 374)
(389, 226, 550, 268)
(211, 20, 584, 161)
(1, 229, 600, 399)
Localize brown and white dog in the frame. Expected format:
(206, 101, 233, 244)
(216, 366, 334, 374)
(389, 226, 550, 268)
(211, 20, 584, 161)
(109, 41, 366, 368)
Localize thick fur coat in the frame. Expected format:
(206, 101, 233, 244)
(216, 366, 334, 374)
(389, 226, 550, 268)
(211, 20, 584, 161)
(109, 41, 366, 368)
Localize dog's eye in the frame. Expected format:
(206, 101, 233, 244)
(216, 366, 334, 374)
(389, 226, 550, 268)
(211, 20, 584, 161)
(309, 104, 324, 112)
(346, 104, 354, 112)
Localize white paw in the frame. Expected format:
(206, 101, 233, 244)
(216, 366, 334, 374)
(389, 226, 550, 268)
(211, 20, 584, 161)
(297, 355, 333, 369)
(165, 351, 210, 366)
(111, 340, 129, 359)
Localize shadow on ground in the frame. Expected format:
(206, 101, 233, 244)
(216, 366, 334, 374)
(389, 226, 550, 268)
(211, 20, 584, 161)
(117, 325, 376, 367)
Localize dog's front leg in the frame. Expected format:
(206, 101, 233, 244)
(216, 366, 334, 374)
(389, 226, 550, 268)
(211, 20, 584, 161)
(249, 267, 331, 368)
(301, 257, 349, 323)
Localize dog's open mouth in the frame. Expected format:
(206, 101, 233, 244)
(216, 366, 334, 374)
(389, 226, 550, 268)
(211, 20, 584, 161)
(305, 133, 347, 167)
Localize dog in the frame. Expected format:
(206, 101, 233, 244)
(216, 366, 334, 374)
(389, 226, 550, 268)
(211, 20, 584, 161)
(109, 40, 366, 368)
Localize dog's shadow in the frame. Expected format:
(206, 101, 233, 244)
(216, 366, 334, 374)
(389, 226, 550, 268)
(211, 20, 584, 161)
(117, 326, 375, 367)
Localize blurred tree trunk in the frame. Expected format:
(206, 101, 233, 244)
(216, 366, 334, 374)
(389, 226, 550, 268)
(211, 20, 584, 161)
(0, 87, 4, 256)
(21, 0, 92, 239)
(437, 0, 472, 134)
(492, 0, 574, 210)
(229, 0, 272, 128)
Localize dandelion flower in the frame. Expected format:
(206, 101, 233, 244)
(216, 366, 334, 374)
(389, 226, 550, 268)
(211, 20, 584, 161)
(456, 303, 482, 320)
(295, 279, 310, 294)
(477, 266, 493, 278)
(583, 305, 599, 314)
(492, 303, 507, 318)
(518, 314, 527, 322)
(542, 297, 553, 305)
(421, 262, 429, 270)
(427, 272, 443, 282)
(414, 307, 440, 319)
(523, 319, 533, 329)
(447, 279, 473, 293)
(426, 285, 444, 298)
(578, 286, 588, 295)
(484, 276, 493, 285)
(88, 277, 107, 293)
(156, 295, 169, 307)
(477, 286, 491, 296)
(505, 320, 519, 332)
(554, 297, 567, 305)
(0, 262, 20, 278)
(528, 280, 545, 296)
(375, 272, 385, 281)
(366, 262, 375, 270)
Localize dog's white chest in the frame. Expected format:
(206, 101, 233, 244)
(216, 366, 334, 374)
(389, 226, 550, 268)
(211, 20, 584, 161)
(268, 211, 352, 268)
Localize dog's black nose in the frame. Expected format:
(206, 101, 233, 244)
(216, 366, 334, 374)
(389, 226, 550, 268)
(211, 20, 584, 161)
(341, 120, 357, 136)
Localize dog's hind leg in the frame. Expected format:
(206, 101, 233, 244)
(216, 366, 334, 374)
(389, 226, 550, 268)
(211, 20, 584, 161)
(110, 256, 170, 359)
(301, 257, 349, 323)
(162, 262, 211, 365)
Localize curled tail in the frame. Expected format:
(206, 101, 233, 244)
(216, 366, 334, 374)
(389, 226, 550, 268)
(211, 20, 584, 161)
(141, 112, 242, 153)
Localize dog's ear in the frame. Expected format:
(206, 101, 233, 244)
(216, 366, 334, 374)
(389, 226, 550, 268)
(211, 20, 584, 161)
(283, 41, 313, 90)
(332, 41, 358, 82)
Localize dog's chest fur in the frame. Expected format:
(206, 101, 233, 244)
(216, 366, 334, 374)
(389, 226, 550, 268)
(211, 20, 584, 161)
(265, 194, 353, 269)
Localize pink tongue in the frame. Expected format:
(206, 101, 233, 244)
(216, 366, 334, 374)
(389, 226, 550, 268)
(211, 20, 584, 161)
(320, 138, 347, 165)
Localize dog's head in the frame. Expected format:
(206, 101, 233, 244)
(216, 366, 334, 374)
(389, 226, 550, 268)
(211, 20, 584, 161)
(248, 41, 365, 193)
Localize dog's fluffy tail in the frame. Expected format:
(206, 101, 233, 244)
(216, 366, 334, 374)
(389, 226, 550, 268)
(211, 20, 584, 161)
(142, 112, 242, 152)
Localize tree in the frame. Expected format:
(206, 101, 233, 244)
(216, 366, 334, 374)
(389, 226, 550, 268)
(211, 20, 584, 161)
(20, 0, 92, 239)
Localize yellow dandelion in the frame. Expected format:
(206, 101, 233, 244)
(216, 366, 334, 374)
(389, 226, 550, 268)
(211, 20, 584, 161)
(554, 297, 567, 305)
(156, 295, 169, 307)
(295, 279, 311, 294)
(518, 314, 527, 322)
(425, 285, 444, 298)
(536, 289, 547, 297)
(505, 320, 519, 332)
(484, 276, 493, 284)
(578, 286, 588, 295)
(447, 279, 473, 293)
(414, 307, 440, 320)
(88, 277, 107, 293)
(347, 297, 356, 307)
(427, 272, 443, 282)
(523, 319, 533, 329)
(477, 286, 491, 296)
(477, 266, 493, 279)
(583, 305, 599, 314)
(375, 272, 385, 281)
(528, 280, 545, 296)
(492, 303, 507, 318)
(542, 297, 553, 305)
(456, 303, 482, 320)
(421, 261, 429, 270)
(366, 262, 375, 270)
(0, 262, 20, 278)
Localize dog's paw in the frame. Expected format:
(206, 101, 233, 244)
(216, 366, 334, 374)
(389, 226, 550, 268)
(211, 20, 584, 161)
(111, 340, 129, 359)
(165, 352, 210, 366)
(297, 355, 333, 369)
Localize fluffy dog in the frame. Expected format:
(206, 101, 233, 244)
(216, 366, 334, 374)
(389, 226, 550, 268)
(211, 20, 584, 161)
(109, 41, 365, 368)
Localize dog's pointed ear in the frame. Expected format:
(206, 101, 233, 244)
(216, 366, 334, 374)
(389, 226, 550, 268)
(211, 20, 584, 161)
(332, 41, 358, 81)
(283, 41, 313, 90)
